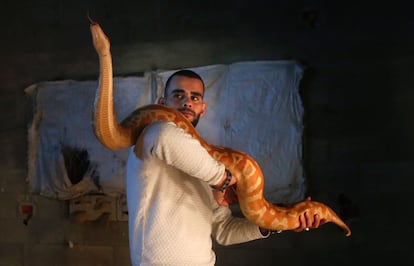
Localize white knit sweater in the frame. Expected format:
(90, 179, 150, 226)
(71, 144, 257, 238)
(126, 121, 266, 266)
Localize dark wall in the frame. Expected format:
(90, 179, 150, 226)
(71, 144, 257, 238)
(1, 1, 413, 265)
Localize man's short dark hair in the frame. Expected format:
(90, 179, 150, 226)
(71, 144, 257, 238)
(164, 69, 205, 97)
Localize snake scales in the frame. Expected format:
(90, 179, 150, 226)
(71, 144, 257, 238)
(89, 20, 351, 237)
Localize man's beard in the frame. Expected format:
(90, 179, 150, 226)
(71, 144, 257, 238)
(191, 114, 201, 127)
(178, 107, 201, 127)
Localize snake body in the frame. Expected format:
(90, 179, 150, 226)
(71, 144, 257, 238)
(89, 21, 351, 237)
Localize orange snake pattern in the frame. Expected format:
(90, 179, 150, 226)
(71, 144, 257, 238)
(89, 20, 351, 237)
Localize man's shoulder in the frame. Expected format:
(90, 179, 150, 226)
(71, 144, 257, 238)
(144, 121, 180, 134)
(141, 120, 189, 146)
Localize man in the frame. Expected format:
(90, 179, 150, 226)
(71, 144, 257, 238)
(126, 69, 323, 266)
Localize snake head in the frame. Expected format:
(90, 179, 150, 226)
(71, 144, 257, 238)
(89, 19, 111, 56)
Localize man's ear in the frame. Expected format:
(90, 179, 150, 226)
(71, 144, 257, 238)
(158, 97, 166, 105)
(200, 102, 207, 117)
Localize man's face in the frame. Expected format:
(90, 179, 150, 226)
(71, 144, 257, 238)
(159, 75, 206, 127)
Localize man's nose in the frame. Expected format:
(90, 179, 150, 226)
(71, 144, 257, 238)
(182, 96, 192, 107)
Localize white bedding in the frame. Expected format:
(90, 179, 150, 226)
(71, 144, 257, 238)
(25, 60, 305, 204)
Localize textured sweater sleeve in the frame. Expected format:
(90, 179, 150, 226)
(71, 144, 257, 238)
(137, 121, 225, 186)
(211, 201, 268, 245)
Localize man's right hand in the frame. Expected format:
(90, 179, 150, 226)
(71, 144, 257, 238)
(223, 185, 238, 205)
(213, 185, 238, 206)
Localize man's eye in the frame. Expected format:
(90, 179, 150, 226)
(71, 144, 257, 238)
(173, 94, 184, 99)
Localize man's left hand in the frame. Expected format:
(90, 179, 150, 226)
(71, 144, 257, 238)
(293, 196, 327, 232)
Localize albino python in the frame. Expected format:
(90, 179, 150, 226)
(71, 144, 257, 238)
(89, 19, 351, 237)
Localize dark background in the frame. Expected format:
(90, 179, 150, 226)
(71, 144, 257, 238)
(1, 1, 413, 265)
